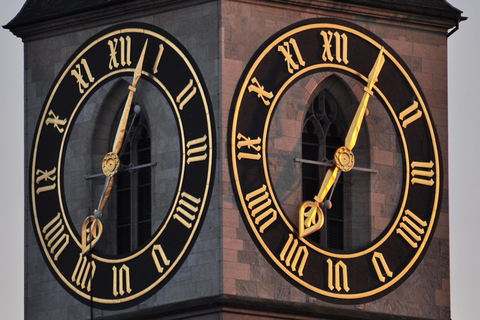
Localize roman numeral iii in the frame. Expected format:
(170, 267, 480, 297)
(186, 135, 208, 164)
(410, 160, 435, 186)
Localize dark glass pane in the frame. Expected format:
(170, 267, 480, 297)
(117, 225, 131, 255)
(326, 135, 342, 160)
(137, 221, 151, 247)
(313, 95, 324, 121)
(302, 129, 320, 202)
(302, 131, 319, 160)
(137, 135, 150, 150)
(138, 167, 151, 184)
(327, 219, 344, 250)
(120, 143, 131, 164)
(117, 189, 131, 225)
(329, 182, 344, 219)
(302, 176, 319, 202)
(138, 149, 150, 164)
(324, 91, 338, 121)
(302, 164, 318, 179)
(138, 184, 152, 221)
(116, 171, 131, 189)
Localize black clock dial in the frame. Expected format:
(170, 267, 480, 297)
(30, 22, 216, 309)
(228, 18, 441, 304)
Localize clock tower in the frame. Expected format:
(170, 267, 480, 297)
(6, 0, 462, 319)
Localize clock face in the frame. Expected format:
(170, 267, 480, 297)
(228, 18, 442, 304)
(30, 22, 216, 309)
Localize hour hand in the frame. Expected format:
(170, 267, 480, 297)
(81, 215, 103, 254)
(298, 165, 339, 238)
(82, 174, 115, 254)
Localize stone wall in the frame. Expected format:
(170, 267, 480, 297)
(220, 1, 450, 319)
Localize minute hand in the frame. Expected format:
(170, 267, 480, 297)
(345, 47, 385, 150)
(112, 39, 148, 154)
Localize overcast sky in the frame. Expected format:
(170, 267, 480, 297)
(0, 0, 478, 319)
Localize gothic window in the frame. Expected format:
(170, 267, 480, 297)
(302, 90, 347, 249)
(114, 105, 152, 255)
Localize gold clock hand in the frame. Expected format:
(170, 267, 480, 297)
(94, 176, 114, 218)
(81, 215, 103, 254)
(112, 39, 148, 155)
(298, 48, 384, 238)
(94, 39, 149, 217)
(82, 39, 149, 253)
(298, 165, 338, 238)
(345, 47, 385, 150)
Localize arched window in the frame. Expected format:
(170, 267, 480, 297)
(302, 90, 347, 249)
(114, 105, 152, 255)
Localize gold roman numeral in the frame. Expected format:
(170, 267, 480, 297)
(113, 264, 132, 297)
(153, 43, 164, 74)
(372, 252, 393, 283)
(236, 133, 261, 161)
(71, 253, 96, 292)
(108, 36, 132, 70)
(327, 258, 350, 292)
(152, 244, 170, 273)
(70, 58, 95, 94)
(186, 135, 208, 164)
(42, 213, 69, 261)
(35, 167, 57, 194)
(280, 234, 308, 276)
(396, 209, 428, 248)
(174, 192, 201, 229)
(248, 77, 274, 106)
(45, 110, 68, 134)
(176, 79, 197, 110)
(410, 160, 435, 186)
(399, 101, 422, 128)
(320, 30, 349, 65)
(277, 38, 306, 74)
(245, 184, 277, 233)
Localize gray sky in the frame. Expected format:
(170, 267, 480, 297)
(447, 1, 480, 318)
(0, 0, 477, 318)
